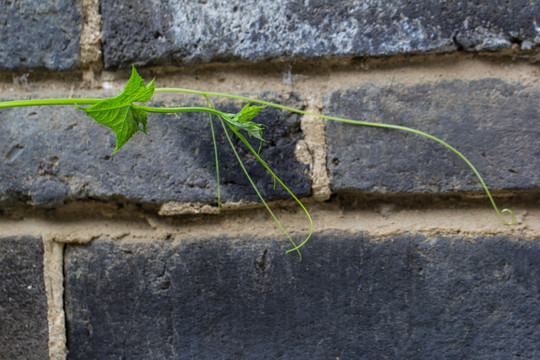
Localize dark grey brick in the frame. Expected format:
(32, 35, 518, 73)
(0, 236, 49, 360)
(0, 1, 82, 71)
(0, 92, 309, 206)
(325, 79, 540, 194)
(64, 233, 540, 359)
(101, 0, 540, 68)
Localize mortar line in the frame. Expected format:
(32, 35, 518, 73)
(2, 203, 534, 244)
(42, 237, 67, 360)
(1, 55, 538, 93)
(80, 0, 103, 85)
(300, 96, 332, 201)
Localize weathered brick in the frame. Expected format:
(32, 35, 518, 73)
(101, 0, 540, 68)
(0, 92, 309, 206)
(0, 236, 49, 360)
(0, 1, 82, 71)
(64, 233, 540, 359)
(325, 79, 540, 194)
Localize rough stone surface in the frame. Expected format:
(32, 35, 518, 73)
(0, 1, 82, 71)
(325, 79, 540, 194)
(64, 233, 540, 359)
(0, 92, 309, 206)
(0, 236, 49, 360)
(101, 0, 540, 68)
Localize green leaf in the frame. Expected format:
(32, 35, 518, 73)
(224, 103, 268, 141)
(78, 66, 155, 154)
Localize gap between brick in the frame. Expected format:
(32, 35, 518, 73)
(42, 237, 67, 360)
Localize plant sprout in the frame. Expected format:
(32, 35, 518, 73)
(0, 66, 515, 260)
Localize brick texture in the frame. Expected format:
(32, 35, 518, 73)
(101, 0, 540, 68)
(0, 0, 82, 71)
(64, 233, 540, 359)
(0, 93, 309, 206)
(325, 79, 540, 194)
(0, 236, 49, 360)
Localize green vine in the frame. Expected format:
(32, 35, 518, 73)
(0, 66, 515, 260)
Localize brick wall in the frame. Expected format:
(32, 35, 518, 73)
(1, 1, 539, 359)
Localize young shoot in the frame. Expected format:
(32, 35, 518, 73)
(0, 66, 515, 260)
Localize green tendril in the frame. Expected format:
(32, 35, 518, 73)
(154, 87, 514, 226)
(218, 115, 306, 261)
(223, 122, 313, 256)
(204, 96, 222, 210)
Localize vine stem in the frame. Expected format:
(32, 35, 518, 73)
(0, 91, 515, 226)
(0, 98, 101, 108)
(154, 87, 514, 226)
(0, 98, 229, 119)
